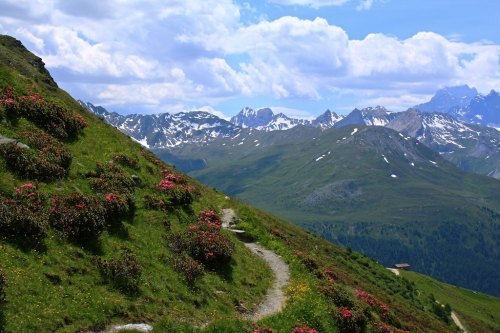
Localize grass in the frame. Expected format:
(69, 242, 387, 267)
(176, 124, 500, 297)
(401, 270, 500, 333)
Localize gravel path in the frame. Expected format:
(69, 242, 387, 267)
(221, 208, 290, 320)
(451, 311, 468, 332)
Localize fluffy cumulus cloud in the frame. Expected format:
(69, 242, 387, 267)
(0, 0, 498, 115)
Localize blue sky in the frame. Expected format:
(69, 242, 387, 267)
(0, 0, 498, 119)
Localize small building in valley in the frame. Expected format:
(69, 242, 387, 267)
(393, 263, 411, 270)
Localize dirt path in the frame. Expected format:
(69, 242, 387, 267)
(435, 300, 468, 333)
(451, 311, 467, 332)
(221, 208, 290, 320)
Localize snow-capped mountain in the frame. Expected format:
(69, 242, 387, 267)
(311, 109, 343, 128)
(333, 106, 396, 128)
(387, 109, 500, 178)
(81, 94, 499, 179)
(415, 86, 500, 128)
(80, 102, 243, 148)
(229, 107, 343, 131)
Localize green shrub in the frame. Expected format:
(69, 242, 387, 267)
(102, 192, 133, 224)
(0, 270, 6, 305)
(95, 250, 142, 293)
(1, 86, 87, 139)
(88, 163, 135, 196)
(320, 284, 355, 308)
(143, 194, 170, 211)
(113, 154, 139, 170)
(0, 142, 68, 181)
(49, 193, 106, 241)
(186, 221, 234, 267)
(171, 254, 204, 285)
(153, 170, 194, 207)
(334, 307, 368, 333)
(0, 184, 48, 244)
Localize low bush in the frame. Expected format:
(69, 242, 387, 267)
(370, 323, 410, 333)
(0, 86, 87, 139)
(334, 307, 368, 333)
(149, 170, 194, 207)
(95, 249, 142, 293)
(319, 284, 355, 308)
(171, 254, 204, 285)
(0, 184, 48, 244)
(253, 327, 274, 333)
(167, 233, 190, 254)
(49, 193, 106, 242)
(290, 326, 319, 333)
(0, 141, 69, 182)
(197, 209, 221, 227)
(0, 270, 5, 305)
(356, 290, 390, 318)
(102, 192, 133, 223)
(143, 194, 169, 211)
(113, 154, 139, 170)
(186, 218, 234, 267)
(140, 149, 164, 168)
(88, 163, 135, 196)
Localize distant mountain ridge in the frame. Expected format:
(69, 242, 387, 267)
(229, 107, 343, 131)
(80, 101, 244, 148)
(415, 85, 500, 128)
(82, 95, 500, 179)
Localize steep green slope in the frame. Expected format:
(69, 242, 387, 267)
(173, 125, 500, 297)
(400, 270, 500, 333)
(0, 35, 495, 333)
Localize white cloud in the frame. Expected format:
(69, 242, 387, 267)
(359, 94, 431, 111)
(186, 105, 230, 120)
(0, 0, 497, 115)
(356, 0, 373, 11)
(270, 106, 316, 120)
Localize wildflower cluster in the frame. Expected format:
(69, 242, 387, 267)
(253, 327, 273, 333)
(147, 170, 193, 209)
(95, 249, 142, 294)
(197, 209, 221, 227)
(356, 290, 389, 317)
(0, 128, 72, 181)
(375, 323, 410, 333)
(140, 149, 164, 168)
(0, 86, 87, 139)
(87, 163, 135, 223)
(287, 283, 311, 299)
(290, 327, 319, 333)
(113, 154, 140, 170)
(168, 210, 234, 284)
(334, 307, 368, 333)
(0, 183, 48, 244)
(49, 193, 107, 242)
(186, 210, 234, 266)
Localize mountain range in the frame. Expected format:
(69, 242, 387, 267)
(415, 85, 500, 128)
(81, 87, 500, 179)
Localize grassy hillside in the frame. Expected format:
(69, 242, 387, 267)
(165, 124, 500, 297)
(0, 34, 496, 333)
(401, 270, 500, 333)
